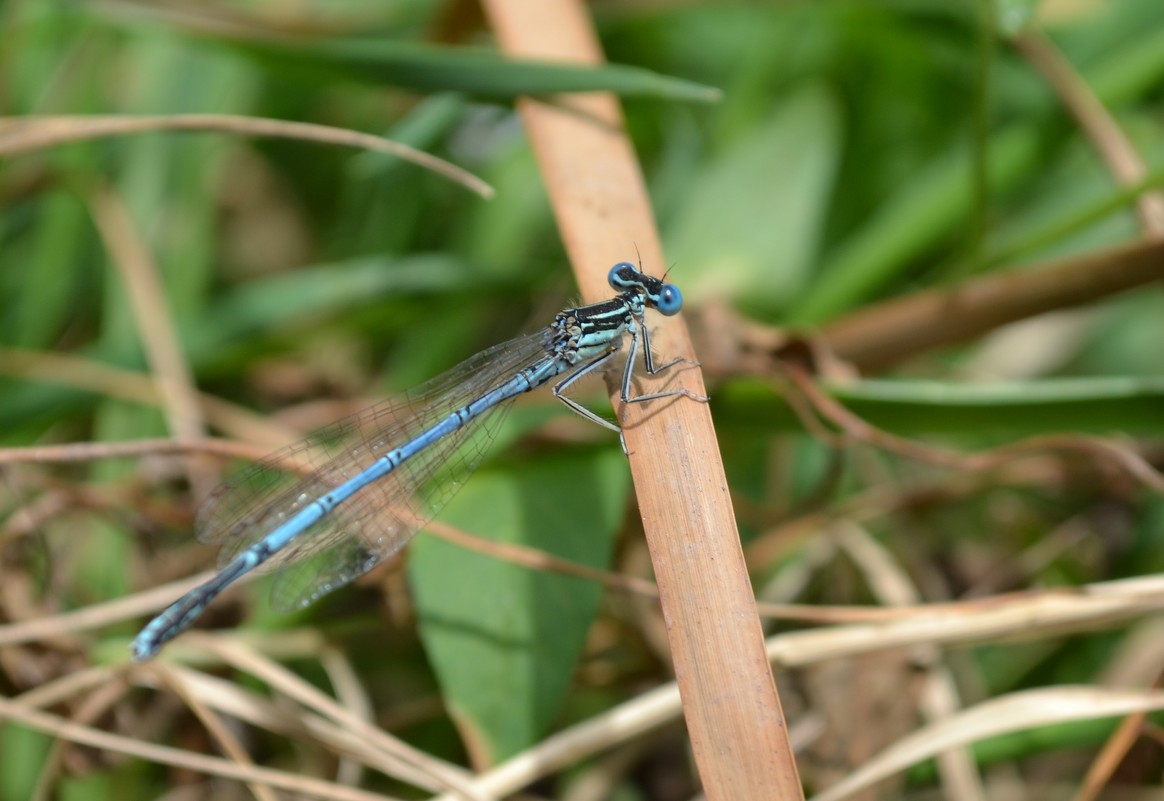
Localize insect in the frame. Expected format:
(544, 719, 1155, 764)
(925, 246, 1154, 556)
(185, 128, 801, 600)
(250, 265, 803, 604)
(132, 262, 704, 660)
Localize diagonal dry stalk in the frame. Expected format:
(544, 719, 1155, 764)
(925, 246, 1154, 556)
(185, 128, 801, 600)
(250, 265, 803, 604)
(480, 1, 802, 798)
(1013, 29, 1164, 238)
(822, 235, 1164, 372)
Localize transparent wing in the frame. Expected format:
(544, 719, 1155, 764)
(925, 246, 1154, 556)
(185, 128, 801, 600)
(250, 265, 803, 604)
(195, 330, 554, 611)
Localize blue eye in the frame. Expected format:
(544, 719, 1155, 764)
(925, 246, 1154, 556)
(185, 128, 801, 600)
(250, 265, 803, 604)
(607, 261, 637, 290)
(655, 284, 683, 316)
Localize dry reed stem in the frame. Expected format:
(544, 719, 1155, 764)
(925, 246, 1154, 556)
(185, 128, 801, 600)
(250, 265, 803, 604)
(823, 235, 1164, 371)
(480, 1, 801, 798)
(1013, 29, 1164, 237)
(145, 634, 483, 798)
(0, 437, 271, 466)
(153, 664, 280, 801)
(0, 115, 492, 198)
(811, 686, 1164, 801)
(0, 695, 403, 801)
(87, 181, 214, 496)
(1071, 672, 1164, 801)
(0, 344, 296, 447)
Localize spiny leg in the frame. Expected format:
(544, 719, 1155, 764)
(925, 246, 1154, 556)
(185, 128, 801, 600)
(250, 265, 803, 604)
(621, 316, 709, 406)
(551, 349, 622, 433)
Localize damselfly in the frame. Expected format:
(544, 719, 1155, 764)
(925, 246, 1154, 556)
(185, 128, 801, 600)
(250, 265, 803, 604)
(132, 262, 704, 661)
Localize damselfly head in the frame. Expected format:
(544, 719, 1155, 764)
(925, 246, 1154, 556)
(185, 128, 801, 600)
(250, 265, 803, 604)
(607, 261, 683, 316)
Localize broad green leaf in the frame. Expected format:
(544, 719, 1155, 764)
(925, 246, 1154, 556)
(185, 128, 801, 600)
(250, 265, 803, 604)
(410, 448, 629, 763)
(0, 725, 52, 801)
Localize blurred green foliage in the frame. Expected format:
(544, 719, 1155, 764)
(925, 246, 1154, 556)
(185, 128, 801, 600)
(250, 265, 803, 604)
(3, 0, 1164, 796)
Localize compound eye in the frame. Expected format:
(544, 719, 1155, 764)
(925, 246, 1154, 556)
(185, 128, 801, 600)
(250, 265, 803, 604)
(607, 261, 637, 290)
(656, 284, 683, 316)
